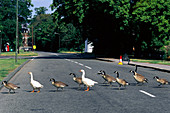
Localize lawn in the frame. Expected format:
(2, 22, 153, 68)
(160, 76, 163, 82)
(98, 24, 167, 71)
(58, 50, 82, 53)
(0, 50, 38, 56)
(0, 50, 38, 81)
(0, 59, 28, 81)
(131, 59, 170, 65)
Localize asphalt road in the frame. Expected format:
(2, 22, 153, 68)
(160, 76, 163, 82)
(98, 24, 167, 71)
(0, 52, 170, 113)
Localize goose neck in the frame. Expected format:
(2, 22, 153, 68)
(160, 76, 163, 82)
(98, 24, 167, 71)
(116, 72, 119, 78)
(81, 71, 85, 79)
(30, 73, 34, 81)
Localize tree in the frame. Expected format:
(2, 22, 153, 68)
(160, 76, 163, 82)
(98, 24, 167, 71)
(59, 23, 83, 51)
(0, 0, 32, 52)
(132, 0, 169, 57)
(34, 7, 48, 16)
(51, 0, 170, 58)
(31, 13, 57, 51)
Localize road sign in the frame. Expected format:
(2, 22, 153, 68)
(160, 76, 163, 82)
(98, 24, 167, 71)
(33, 45, 36, 50)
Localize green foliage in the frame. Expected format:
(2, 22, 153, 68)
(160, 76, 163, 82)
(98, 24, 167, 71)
(34, 7, 48, 16)
(132, 0, 169, 47)
(0, 58, 27, 81)
(31, 13, 57, 51)
(59, 23, 83, 51)
(41, 0, 170, 59)
(0, 0, 32, 50)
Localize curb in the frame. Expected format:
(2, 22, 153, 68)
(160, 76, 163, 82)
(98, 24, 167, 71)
(0, 59, 31, 90)
(96, 58, 170, 73)
(96, 58, 115, 62)
(128, 63, 170, 73)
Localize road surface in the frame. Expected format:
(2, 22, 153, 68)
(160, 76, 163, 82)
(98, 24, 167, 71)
(0, 52, 170, 113)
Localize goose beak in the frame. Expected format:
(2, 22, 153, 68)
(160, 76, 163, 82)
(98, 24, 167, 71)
(79, 70, 81, 72)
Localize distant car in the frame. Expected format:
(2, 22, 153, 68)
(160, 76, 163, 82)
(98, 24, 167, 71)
(23, 46, 32, 52)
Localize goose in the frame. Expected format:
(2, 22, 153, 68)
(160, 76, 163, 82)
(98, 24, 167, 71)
(153, 76, 169, 86)
(114, 71, 129, 90)
(69, 73, 84, 89)
(97, 70, 116, 86)
(80, 69, 98, 91)
(129, 70, 148, 85)
(1, 81, 20, 93)
(28, 72, 43, 93)
(50, 78, 68, 91)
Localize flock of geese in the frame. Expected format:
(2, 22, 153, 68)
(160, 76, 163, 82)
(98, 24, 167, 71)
(1, 65, 169, 94)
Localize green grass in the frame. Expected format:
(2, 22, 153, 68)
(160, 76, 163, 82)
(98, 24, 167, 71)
(58, 50, 82, 53)
(0, 59, 28, 81)
(131, 59, 170, 65)
(0, 50, 38, 56)
(0, 50, 37, 81)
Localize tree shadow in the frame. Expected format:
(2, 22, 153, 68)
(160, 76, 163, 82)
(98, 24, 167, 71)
(112, 87, 126, 90)
(1, 92, 17, 94)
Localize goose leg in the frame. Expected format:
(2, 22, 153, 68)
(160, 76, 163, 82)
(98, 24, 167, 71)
(78, 84, 81, 90)
(31, 88, 35, 93)
(37, 89, 40, 93)
(103, 80, 106, 84)
(83, 85, 86, 90)
(8, 89, 11, 94)
(119, 85, 121, 90)
(56, 87, 58, 91)
(109, 82, 112, 87)
(136, 82, 140, 86)
(85, 87, 90, 91)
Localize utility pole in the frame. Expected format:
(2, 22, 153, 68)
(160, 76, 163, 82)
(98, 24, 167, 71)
(32, 25, 33, 51)
(15, 0, 18, 63)
(0, 30, 2, 55)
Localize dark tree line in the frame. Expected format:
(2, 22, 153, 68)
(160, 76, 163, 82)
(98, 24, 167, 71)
(51, 0, 169, 59)
(0, 0, 32, 52)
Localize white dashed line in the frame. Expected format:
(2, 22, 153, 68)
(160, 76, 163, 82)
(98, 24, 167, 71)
(74, 61, 78, 64)
(31, 56, 37, 61)
(65, 59, 92, 69)
(78, 63, 84, 66)
(84, 66, 92, 70)
(139, 90, 156, 98)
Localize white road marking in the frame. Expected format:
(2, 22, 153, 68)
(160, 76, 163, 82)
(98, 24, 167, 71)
(78, 63, 84, 66)
(139, 90, 156, 98)
(84, 66, 92, 70)
(64, 59, 92, 70)
(50, 53, 58, 56)
(65, 59, 70, 61)
(74, 61, 78, 64)
(31, 56, 37, 61)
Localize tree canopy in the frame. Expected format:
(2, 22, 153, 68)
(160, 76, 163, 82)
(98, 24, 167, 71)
(0, 0, 33, 51)
(30, 6, 83, 52)
(51, 0, 170, 58)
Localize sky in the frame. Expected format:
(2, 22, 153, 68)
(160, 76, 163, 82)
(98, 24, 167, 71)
(30, 0, 53, 16)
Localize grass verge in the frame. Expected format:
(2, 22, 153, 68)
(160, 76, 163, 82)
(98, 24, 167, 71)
(0, 50, 38, 56)
(58, 51, 82, 53)
(0, 59, 27, 81)
(131, 59, 170, 65)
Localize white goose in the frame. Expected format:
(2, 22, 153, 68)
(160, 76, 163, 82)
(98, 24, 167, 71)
(28, 72, 43, 93)
(79, 69, 98, 91)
